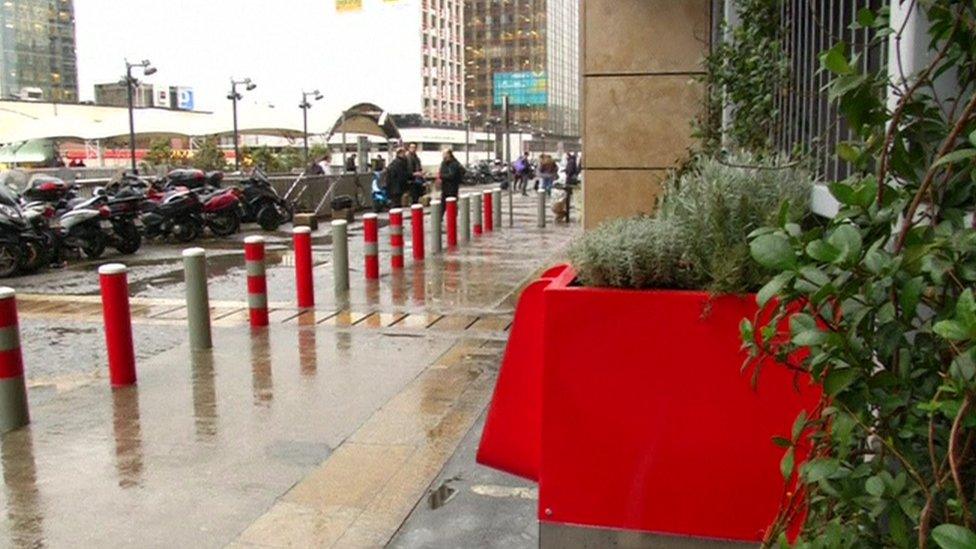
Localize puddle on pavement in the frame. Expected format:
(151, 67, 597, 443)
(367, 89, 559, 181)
(190, 350, 219, 442)
(249, 331, 274, 406)
(111, 386, 145, 490)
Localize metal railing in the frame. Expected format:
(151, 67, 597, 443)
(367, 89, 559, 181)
(770, 0, 888, 183)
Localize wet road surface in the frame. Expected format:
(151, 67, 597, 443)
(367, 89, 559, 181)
(0, 194, 578, 547)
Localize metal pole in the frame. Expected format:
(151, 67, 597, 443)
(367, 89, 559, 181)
(503, 96, 513, 228)
(492, 188, 502, 230)
(430, 200, 442, 254)
(302, 101, 309, 167)
(459, 194, 470, 243)
(332, 220, 349, 293)
(537, 189, 546, 228)
(182, 248, 212, 351)
(232, 83, 240, 172)
(341, 112, 347, 169)
(126, 65, 137, 174)
(465, 119, 470, 166)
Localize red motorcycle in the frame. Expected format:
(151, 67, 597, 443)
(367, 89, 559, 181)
(198, 187, 242, 236)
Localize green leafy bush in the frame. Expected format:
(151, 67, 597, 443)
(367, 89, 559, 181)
(570, 156, 812, 293)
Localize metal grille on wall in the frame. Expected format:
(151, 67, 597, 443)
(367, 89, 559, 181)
(771, 0, 887, 183)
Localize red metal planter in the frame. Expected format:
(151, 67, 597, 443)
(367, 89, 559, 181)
(479, 266, 819, 543)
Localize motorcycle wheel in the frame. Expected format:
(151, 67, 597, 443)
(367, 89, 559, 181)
(0, 244, 20, 278)
(173, 219, 201, 243)
(19, 240, 47, 273)
(115, 223, 142, 255)
(208, 210, 240, 237)
(81, 231, 107, 259)
(256, 206, 282, 231)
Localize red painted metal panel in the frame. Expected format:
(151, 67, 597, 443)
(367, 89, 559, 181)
(539, 268, 819, 541)
(476, 264, 569, 480)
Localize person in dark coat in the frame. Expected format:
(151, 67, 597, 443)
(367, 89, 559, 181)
(438, 148, 465, 204)
(345, 153, 357, 173)
(406, 142, 424, 204)
(385, 148, 411, 207)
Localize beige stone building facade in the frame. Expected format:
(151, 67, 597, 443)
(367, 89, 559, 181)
(581, 1, 711, 229)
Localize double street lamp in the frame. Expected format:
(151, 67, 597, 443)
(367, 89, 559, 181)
(228, 77, 257, 172)
(124, 59, 156, 173)
(300, 89, 323, 166)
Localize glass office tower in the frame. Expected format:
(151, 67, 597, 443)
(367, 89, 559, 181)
(0, 0, 79, 102)
(464, 0, 579, 137)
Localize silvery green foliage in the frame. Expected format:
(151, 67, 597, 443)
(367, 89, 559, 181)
(570, 156, 811, 293)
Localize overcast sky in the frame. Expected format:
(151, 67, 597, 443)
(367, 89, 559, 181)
(74, 0, 368, 125)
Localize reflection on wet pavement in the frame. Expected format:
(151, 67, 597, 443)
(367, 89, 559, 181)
(0, 429, 43, 548)
(297, 315, 317, 378)
(250, 331, 274, 406)
(111, 386, 144, 489)
(190, 350, 218, 441)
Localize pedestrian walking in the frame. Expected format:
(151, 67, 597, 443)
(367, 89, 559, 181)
(559, 152, 581, 223)
(512, 152, 530, 195)
(345, 153, 358, 173)
(438, 149, 465, 217)
(539, 154, 558, 197)
(406, 143, 425, 204)
(308, 153, 331, 175)
(385, 148, 411, 207)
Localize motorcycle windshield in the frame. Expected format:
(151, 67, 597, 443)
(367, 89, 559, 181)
(0, 185, 20, 208)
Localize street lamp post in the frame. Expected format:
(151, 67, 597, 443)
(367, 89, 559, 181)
(123, 59, 156, 174)
(300, 89, 323, 167)
(228, 77, 257, 172)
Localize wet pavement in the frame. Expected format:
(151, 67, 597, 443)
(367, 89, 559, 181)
(0, 193, 578, 548)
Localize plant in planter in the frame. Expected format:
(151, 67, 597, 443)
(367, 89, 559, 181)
(480, 157, 821, 543)
(743, 3, 976, 547)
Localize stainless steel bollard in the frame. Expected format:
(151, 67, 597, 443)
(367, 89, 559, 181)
(459, 194, 471, 243)
(430, 200, 442, 254)
(332, 219, 349, 293)
(492, 189, 503, 230)
(182, 247, 212, 350)
(537, 189, 547, 229)
(473, 192, 483, 235)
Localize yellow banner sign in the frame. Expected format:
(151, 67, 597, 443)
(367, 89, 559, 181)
(336, 0, 361, 12)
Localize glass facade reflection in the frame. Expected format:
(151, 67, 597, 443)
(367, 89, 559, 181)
(0, 0, 78, 102)
(464, 0, 579, 137)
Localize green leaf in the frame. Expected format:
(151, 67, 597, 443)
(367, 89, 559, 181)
(807, 240, 841, 262)
(956, 289, 976, 330)
(793, 329, 829, 346)
(772, 436, 792, 448)
(865, 475, 885, 497)
(828, 225, 863, 262)
(757, 272, 792, 307)
(932, 524, 976, 549)
(856, 8, 876, 27)
(820, 42, 852, 75)
(791, 410, 808, 441)
(934, 320, 970, 341)
(970, 129, 976, 148)
(824, 368, 857, 396)
(750, 234, 796, 270)
(829, 181, 857, 205)
(802, 458, 839, 483)
(933, 148, 976, 169)
(780, 447, 795, 480)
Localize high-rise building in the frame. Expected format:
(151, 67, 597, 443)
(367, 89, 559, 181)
(0, 0, 79, 102)
(464, 0, 580, 137)
(322, 0, 464, 126)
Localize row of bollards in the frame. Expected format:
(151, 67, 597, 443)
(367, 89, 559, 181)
(0, 185, 551, 433)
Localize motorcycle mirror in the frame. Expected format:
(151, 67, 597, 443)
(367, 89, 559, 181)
(93, 187, 107, 197)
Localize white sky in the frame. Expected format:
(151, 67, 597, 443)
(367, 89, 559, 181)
(73, 0, 413, 126)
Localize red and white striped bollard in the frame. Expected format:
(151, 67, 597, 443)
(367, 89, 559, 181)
(0, 288, 28, 432)
(390, 208, 404, 270)
(245, 236, 269, 327)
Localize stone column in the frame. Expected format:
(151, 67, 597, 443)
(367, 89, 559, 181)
(582, 0, 710, 230)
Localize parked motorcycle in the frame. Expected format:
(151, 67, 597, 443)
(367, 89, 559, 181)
(198, 187, 242, 236)
(238, 169, 292, 231)
(0, 185, 50, 276)
(141, 189, 204, 242)
(161, 168, 224, 191)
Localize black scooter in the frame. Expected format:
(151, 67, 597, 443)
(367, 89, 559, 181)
(238, 169, 292, 231)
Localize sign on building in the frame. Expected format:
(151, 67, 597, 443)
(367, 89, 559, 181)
(336, 0, 362, 12)
(153, 86, 170, 108)
(493, 72, 547, 106)
(175, 87, 194, 111)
